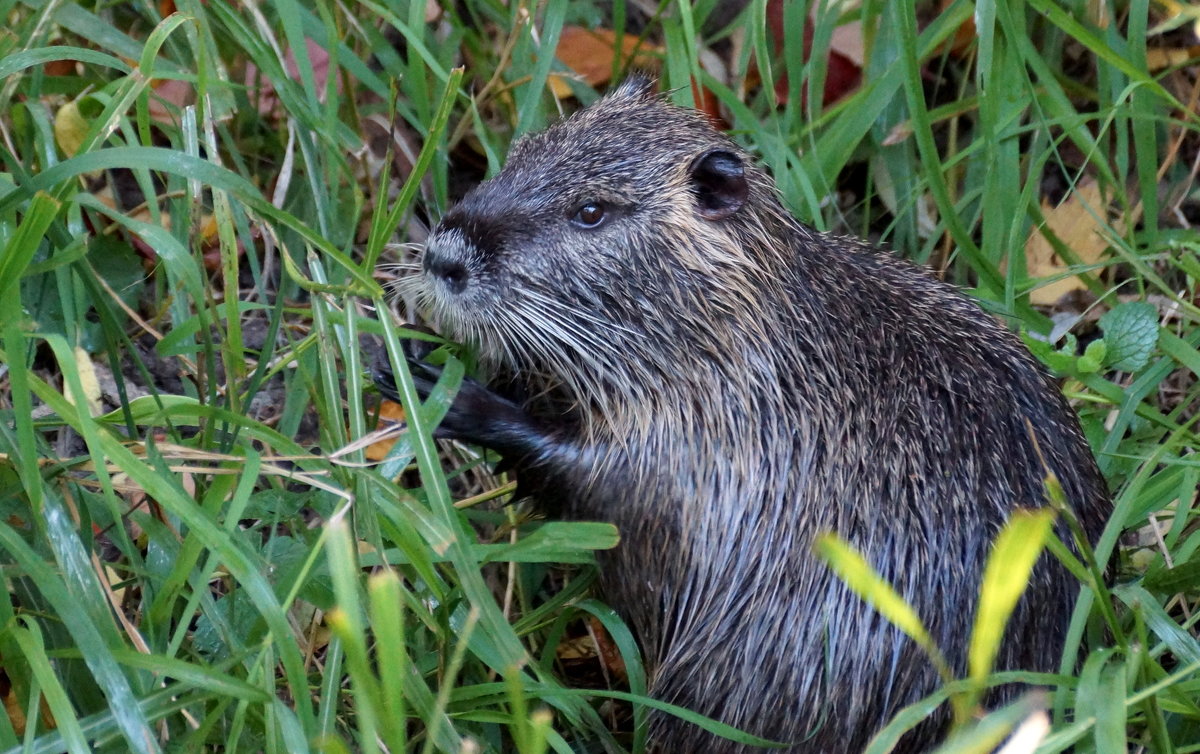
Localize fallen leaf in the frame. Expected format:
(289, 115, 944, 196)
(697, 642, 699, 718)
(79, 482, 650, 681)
(147, 78, 194, 126)
(587, 616, 627, 680)
(555, 634, 598, 660)
(44, 51, 76, 77)
(1146, 45, 1200, 71)
(765, 1, 862, 107)
(1024, 179, 1115, 305)
(54, 100, 88, 158)
(245, 38, 338, 119)
(939, 0, 977, 57)
(1, 670, 55, 736)
(871, 153, 939, 238)
(63, 345, 103, 416)
(550, 26, 661, 98)
(365, 400, 407, 461)
(1087, 0, 1111, 28)
(1, 672, 26, 736)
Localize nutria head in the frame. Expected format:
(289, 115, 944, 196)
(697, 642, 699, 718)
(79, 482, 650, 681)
(411, 76, 799, 428)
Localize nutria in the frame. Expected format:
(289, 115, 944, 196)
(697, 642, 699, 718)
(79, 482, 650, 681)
(375, 76, 1110, 752)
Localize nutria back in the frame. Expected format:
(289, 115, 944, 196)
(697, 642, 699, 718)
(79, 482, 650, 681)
(384, 76, 1111, 752)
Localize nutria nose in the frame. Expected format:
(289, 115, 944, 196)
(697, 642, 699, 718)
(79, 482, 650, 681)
(423, 247, 470, 294)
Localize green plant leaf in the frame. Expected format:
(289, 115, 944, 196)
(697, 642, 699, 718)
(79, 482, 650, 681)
(0, 192, 59, 300)
(95, 394, 202, 425)
(1078, 339, 1107, 373)
(482, 522, 619, 564)
(1143, 555, 1200, 595)
(1099, 301, 1159, 372)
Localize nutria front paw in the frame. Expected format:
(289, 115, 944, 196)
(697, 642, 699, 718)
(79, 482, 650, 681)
(372, 350, 552, 461)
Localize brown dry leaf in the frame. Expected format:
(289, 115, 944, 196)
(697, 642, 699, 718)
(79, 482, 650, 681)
(550, 27, 661, 98)
(830, 15, 866, 67)
(307, 621, 333, 655)
(111, 471, 154, 542)
(871, 154, 939, 238)
(587, 616, 627, 680)
(1087, 0, 1110, 28)
(555, 634, 598, 660)
(764, 0, 862, 106)
(198, 212, 233, 271)
(940, 3, 976, 58)
(44, 54, 76, 77)
(365, 400, 407, 461)
(1024, 179, 1115, 305)
(1, 677, 55, 736)
(147, 78, 194, 126)
(880, 121, 912, 147)
(246, 38, 337, 119)
(1147, 45, 1200, 71)
(2, 675, 27, 737)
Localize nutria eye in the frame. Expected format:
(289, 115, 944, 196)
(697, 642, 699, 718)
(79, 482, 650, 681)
(571, 202, 606, 228)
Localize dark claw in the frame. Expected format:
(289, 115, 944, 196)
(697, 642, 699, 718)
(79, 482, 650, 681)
(401, 323, 441, 362)
(371, 353, 404, 405)
(407, 360, 444, 399)
(372, 345, 443, 406)
(511, 475, 537, 503)
(373, 324, 443, 404)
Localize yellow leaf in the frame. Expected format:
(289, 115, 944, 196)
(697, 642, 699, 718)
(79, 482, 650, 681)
(63, 346, 103, 416)
(53, 100, 88, 158)
(815, 534, 936, 654)
(1146, 44, 1200, 71)
(967, 509, 1055, 687)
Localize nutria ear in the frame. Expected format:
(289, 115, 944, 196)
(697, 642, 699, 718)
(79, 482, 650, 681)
(689, 149, 748, 221)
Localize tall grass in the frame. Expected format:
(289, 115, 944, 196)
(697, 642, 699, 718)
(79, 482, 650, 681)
(0, 0, 1197, 751)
